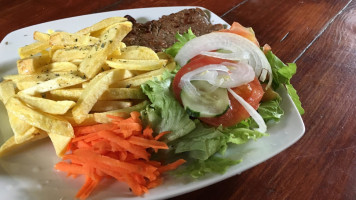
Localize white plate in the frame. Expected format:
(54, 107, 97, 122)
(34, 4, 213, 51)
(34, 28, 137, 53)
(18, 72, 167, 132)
(0, 6, 305, 200)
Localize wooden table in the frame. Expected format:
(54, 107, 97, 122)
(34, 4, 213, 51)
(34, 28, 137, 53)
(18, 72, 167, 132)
(1, 0, 355, 199)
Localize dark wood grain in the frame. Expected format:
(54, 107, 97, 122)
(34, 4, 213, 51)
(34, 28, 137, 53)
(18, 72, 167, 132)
(102, 0, 246, 16)
(221, 0, 353, 63)
(0, 0, 355, 200)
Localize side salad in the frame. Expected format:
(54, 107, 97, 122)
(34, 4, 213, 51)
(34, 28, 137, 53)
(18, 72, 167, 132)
(140, 22, 304, 178)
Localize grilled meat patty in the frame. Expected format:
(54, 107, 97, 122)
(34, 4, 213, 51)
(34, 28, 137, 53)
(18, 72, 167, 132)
(122, 8, 224, 52)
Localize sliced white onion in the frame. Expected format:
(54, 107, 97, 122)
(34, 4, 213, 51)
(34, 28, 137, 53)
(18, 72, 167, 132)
(179, 62, 255, 97)
(228, 88, 267, 133)
(200, 51, 250, 62)
(175, 32, 272, 88)
(179, 64, 229, 97)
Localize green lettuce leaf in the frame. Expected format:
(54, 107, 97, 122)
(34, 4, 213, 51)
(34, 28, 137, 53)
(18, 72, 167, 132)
(140, 71, 196, 142)
(258, 98, 284, 123)
(164, 28, 196, 57)
(265, 51, 304, 114)
(175, 156, 242, 179)
(174, 122, 228, 160)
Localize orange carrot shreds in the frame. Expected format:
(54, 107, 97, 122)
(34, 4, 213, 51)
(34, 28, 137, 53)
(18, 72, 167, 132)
(154, 131, 171, 141)
(98, 131, 150, 160)
(74, 123, 116, 136)
(75, 176, 101, 200)
(143, 125, 154, 139)
(55, 162, 87, 176)
(72, 132, 98, 143)
(147, 177, 163, 189)
(55, 111, 186, 200)
(76, 141, 92, 149)
(158, 159, 187, 173)
(129, 111, 141, 123)
(128, 136, 168, 150)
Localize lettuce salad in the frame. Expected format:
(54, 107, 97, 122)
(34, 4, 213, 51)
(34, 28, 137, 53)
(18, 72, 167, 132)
(139, 29, 303, 178)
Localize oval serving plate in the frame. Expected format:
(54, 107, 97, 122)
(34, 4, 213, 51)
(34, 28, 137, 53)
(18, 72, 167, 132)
(0, 6, 305, 200)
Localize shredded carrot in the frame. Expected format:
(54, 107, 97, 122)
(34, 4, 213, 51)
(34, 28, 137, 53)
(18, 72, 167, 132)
(154, 131, 171, 141)
(55, 111, 185, 199)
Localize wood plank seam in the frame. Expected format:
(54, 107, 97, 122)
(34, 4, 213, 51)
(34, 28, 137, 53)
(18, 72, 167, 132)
(293, 0, 353, 63)
(220, 0, 249, 18)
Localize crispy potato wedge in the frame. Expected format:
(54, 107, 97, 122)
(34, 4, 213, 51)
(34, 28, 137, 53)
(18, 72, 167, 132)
(18, 41, 50, 59)
(106, 59, 167, 71)
(49, 32, 99, 47)
(63, 113, 97, 127)
(117, 46, 159, 60)
(19, 72, 87, 95)
(48, 132, 72, 157)
(0, 81, 16, 104)
(76, 17, 128, 35)
(48, 87, 146, 101)
(0, 132, 47, 157)
(72, 69, 133, 123)
(17, 93, 75, 115)
(6, 97, 74, 138)
(92, 100, 132, 112)
(17, 55, 51, 74)
(51, 46, 92, 62)
(8, 113, 36, 143)
(41, 62, 78, 72)
(110, 67, 167, 88)
(79, 22, 132, 78)
(33, 31, 50, 42)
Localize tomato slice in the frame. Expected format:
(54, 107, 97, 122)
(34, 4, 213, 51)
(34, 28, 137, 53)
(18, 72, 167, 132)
(172, 55, 264, 127)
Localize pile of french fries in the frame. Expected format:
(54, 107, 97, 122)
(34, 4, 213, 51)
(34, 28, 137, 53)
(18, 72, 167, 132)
(0, 17, 175, 157)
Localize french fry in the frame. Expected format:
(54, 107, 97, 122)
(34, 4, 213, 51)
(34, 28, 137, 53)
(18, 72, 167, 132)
(17, 55, 51, 74)
(6, 97, 74, 138)
(91, 100, 132, 112)
(63, 113, 97, 127)
(117, 46, 159, 60)
(72, 69, 133, 123)
(41, 62, 78, 72)
(79, 22, 132, 78)
(33, 31, 50, 42)
(0, 81, 16, 104)
(19, 71, 87, 95)
(0, 16, 172, 158)
(101, 88, 147, 100)
(48, 87, 146, 101)
(52, 46, 92, 62)
(77, 17, 128, 35)
(8, 114, 46, 144)
(106, 59, 167, 71)
(17, 93, 75, 115)
(0, 132, 47, 157)
(18, 41, 50, 59)
(48, 132, 72, 157)
(49, 32, 99, 47)
(110, 67, 167, 88)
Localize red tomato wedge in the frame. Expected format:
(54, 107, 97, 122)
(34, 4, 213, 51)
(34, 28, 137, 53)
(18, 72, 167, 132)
(172, 55, 264, 127)
(173, 23, 264, 127)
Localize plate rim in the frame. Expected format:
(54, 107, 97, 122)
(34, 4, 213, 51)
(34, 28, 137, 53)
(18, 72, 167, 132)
(0, 6, 305, 200)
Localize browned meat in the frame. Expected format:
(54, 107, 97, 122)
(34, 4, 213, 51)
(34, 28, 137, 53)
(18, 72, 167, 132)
(122, 8, 224, 52)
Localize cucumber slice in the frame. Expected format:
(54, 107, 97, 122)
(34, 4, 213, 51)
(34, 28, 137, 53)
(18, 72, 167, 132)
(180, 80, 230, 118)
